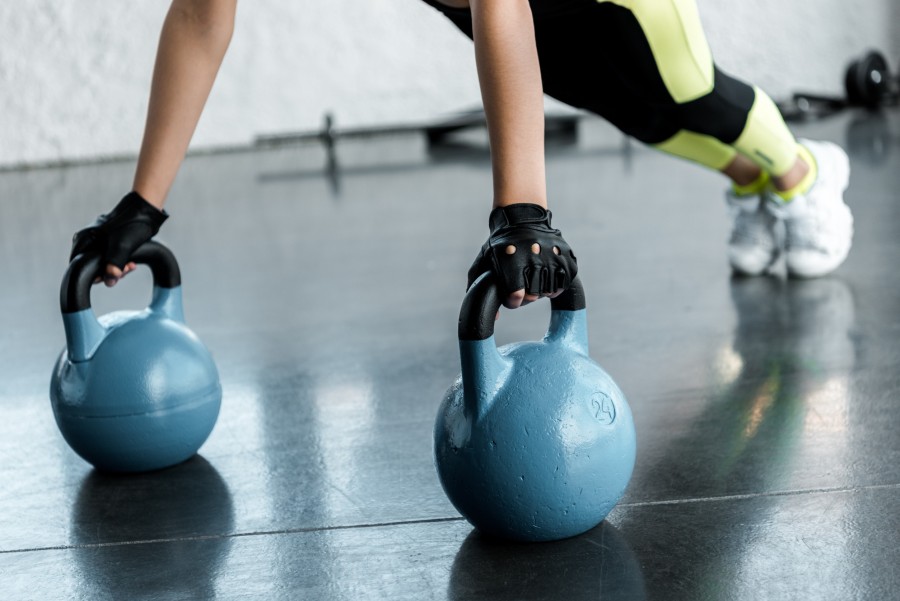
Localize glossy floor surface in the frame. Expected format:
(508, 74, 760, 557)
(2, 110, 899, 600)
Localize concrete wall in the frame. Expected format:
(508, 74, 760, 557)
(1, 0, 898, 168)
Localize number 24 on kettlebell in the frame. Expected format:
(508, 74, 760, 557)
(434, 274, 636, 542)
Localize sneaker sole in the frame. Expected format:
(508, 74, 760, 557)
(729, 245, 779, 276)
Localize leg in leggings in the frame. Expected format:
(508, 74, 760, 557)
(425, 0, 811, 195)
(422, 0, 852, 278)
(590, 0, 807, 192)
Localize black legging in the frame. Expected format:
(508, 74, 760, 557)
(420, 0, 800, 175)
(423, 0, 754, 145)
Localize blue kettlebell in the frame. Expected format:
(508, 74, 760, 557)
(50, 241, 221, 472)
(434, 274, 636, 541)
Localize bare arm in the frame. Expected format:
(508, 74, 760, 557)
(467, 0, 577, 309)
(469, 0, 547, 209)
(88, 0, 235, 285)
(133, 0, 237, 209)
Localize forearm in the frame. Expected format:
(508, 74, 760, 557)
(470, 0, 547, 209)
(133, 0, 236, 209)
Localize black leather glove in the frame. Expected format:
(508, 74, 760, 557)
(467, 203, 577, 296)
(70, 191, 168, 269)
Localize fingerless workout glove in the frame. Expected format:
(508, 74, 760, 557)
(467, 203, 577, 296)
(70, 191, 169, 267)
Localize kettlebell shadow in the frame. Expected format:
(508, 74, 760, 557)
(69, 456, 234, 600)
(447, 522, 646, 601)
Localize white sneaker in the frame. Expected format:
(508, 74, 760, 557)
(726, 190, 779, 276)
(766, 140, 853, 278)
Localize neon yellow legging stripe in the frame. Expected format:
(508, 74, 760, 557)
(598, 0, 798, 176)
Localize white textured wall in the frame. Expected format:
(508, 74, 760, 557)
(1, 0, 898, 168)
(702, 0, 900, 101)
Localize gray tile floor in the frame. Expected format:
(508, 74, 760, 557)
(1, 109, 898, 600)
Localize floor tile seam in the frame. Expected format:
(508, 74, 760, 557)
(0, 516, 467, 556)
(2, 484, 898, 556)
(621, 481, 900, 509)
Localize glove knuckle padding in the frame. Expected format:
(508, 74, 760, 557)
(69, 192, 168, 264)
(468, 203, 578, 296)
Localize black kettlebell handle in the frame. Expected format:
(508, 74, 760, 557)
(60, 241, 182, 314)
(459, 273, 586, 341)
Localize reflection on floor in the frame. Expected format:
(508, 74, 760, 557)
(1, 110, 898, 600)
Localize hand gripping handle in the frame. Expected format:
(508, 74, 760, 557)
(61, 240, 181, 314)
(58, 241, 183, 362)
(458, 273, 586, 341)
